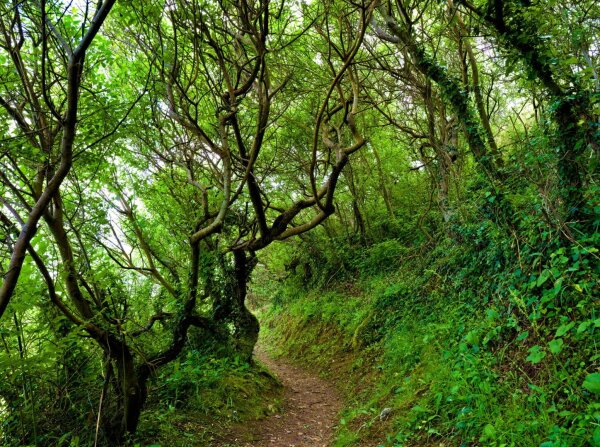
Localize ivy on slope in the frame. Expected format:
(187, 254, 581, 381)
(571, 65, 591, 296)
(260, 220, 599, 447)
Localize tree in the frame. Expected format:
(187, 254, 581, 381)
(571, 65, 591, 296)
(457, 0, 599, 223)
(2, 0, 374, 441)
(0, 0, 117, 318)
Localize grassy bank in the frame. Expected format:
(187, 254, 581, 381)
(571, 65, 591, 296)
(258, 234, 599, 447)
(136, 351, 282, 446)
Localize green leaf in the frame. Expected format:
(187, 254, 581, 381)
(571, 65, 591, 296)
(593, 425, 600, 447)
(555, 322, 574, 337)
(582, 373, 600, 394)
(563, 56, 579, 65)
(537, 270, 551, 287)
(548, 338, 563, 354)
(483, 423, 496, 439)
(526, 345, 546, 364)
(516, 330, 529, 341)
(465, 330, 479, 346)
(577, 321, 591, 333)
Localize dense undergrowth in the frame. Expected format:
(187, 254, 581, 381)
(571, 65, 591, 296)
(128, 328, 282, 447)
(136, 350, 281, 447)
(1, 1, 598, 445)
(258, 212, 600, 447)
(0, 337, 281, 447)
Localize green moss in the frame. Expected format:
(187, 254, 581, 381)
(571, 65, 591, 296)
(136, 357, 282, 446)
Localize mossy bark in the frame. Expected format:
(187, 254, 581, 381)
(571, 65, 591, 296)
(232, 250, 260, 361)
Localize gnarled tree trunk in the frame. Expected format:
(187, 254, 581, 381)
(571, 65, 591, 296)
(231, 250, 260, 361)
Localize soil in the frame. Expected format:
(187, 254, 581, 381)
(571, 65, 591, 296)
(217, 346, 343, 447)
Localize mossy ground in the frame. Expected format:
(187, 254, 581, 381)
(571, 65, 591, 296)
(136, 358, 283, 446)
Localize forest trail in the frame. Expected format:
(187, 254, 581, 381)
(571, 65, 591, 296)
(218, 346, 343, 446)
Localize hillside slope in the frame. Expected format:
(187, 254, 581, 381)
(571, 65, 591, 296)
(258, 233, 600, 447)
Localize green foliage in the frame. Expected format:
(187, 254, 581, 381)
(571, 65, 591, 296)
(137, 351, 282, 446)
(0, 0, 598, 444)
(353, 240, 408, 276)
(260, 211, 599, 447)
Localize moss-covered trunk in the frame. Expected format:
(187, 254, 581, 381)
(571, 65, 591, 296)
(232, 250, 260, 361)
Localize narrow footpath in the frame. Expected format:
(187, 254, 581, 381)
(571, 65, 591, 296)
(219, 347, 343, 446)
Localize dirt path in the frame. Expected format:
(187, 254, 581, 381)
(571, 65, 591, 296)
(219, 347, 343, 446)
